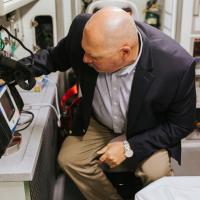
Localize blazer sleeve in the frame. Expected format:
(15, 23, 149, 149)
(19, 34, 71, 77)
(128, 60, 196, 163)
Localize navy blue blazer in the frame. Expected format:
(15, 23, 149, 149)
(23, 14, 196, 169)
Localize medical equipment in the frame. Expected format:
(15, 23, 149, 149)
(0, 84, 23, 157)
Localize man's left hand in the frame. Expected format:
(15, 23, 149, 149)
(97, 134, 126, 168)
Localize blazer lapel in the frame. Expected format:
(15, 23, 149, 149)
(127, 27, 155, 134)
(127, 66, 154, 132)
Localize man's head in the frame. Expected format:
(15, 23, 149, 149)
(81, 7, 139, 73)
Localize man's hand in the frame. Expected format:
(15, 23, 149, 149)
(97, 134, 126, 168)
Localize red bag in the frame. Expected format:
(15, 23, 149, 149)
(60, 84, 80, 133)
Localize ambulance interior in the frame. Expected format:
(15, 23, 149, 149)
(0, 0, 200, 200)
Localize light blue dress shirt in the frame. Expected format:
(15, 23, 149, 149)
(92, 30, 143, 134)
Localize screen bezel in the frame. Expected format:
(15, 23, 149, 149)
(0, 85, 20, 134)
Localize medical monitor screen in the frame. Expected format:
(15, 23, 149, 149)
(0, 90, 15, 121)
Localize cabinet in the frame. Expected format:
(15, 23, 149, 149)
(180, 0, 200, 58)
(0, 72, 67, 200)
(0, 0, 37, 16)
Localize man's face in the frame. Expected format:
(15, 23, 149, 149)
(81, 33, 124, 73)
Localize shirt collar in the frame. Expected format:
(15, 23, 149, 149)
(115, 29, 143, 77)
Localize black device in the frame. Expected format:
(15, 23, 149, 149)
(0, 54, 34, 157)
(0, 84, 24, 157)
(0, 54, 36, 90)
(0, 54, 35, 157)
(0, 24, 36, 90)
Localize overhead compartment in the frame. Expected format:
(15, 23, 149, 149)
(0, 0, 37, 16)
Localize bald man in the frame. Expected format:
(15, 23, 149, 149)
(21, 7, 196, 200)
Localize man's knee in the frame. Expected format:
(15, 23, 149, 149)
(135, 149, 173, 184)
(57, 136, 83, 170)
(57, 147, 71, 170)
(143, 163, 173, 183)
(57, 141, 79, 170)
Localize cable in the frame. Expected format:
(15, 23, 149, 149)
(24, 103, 61, 127)
(0, 25, 34, 64)
(42, 76, 61, 120)
(22, 76, 61, 127)
(16, 110, 34, 131)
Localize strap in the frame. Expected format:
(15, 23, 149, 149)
(60, 84, 78, 108)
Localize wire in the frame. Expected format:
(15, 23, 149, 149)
(43, 76, 61, 120)
(20, 76, 61, 127)
(16, 110, 34, 131)
(24, 103, 61, 127)
(0, 25, 34, 64)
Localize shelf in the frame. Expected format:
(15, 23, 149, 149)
(0, 0, 36, 16)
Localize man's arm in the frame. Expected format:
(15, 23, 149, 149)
(19, 35, 72, 77)
(19, 14, 91, 77)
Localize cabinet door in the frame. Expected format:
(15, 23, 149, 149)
(162, 0, 178, 39)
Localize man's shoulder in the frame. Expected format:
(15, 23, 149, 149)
(67, 13, 91, 40)
(136, 21, 194, 70)
(136, 21, 172, 44)
(72, 13, 91, 26)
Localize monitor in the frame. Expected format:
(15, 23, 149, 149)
(0, 85, 20, 134)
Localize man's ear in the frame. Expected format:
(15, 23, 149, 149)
(120, 46, 131, 60)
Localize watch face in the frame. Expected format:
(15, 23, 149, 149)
(125, 150, 134, 158)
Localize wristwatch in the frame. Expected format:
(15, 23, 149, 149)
(123, 140, 134, 158)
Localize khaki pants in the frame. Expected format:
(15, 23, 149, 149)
(58, 118, 173, 200)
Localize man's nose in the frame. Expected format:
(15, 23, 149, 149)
(83, 53, 92, 64)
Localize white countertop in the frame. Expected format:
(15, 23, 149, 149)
(135, 176, 200, 200)
(0, 72, 60, 181)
